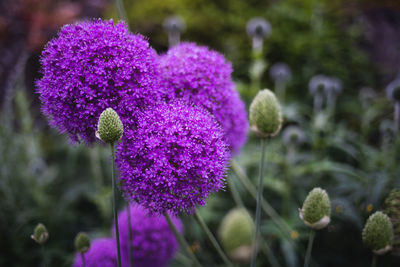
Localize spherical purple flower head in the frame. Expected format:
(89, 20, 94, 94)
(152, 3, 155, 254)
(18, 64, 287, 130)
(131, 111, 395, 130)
(158, 42, 248, 153)
(72, 238, 117, 267)
(116, 101, 230, 214)
(37, 19, 161, 143)
(113, 204, 183, 267)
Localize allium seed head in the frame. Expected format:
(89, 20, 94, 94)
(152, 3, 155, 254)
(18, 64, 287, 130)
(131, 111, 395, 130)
(299, 188, 331, 230)
(163, 15, 186, 33)
(362, 211, 393, 254)
(246, 17, 271, 39)
(309, 75, 330, 95)
(72, 238, 117, 267)
(158, 42, 248, 153)
(37, 19, 162, 144)
(282, 125, 305, 147)
(269, 62, 292, 83)
(113, 204, 182, 267)
(116, 101, 230, 215)
(386, 79, 400, 102)
(249, 89, 282, 138)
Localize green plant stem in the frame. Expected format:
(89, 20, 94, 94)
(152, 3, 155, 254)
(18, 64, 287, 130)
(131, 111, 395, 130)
(111, 144, 122, 267)
(261, 240, 281, 267)
(193, 211, 233, 267)
(227, 176, 244, 208)
(164, 213, 202, 267)
(304, 230, 316, 267)
(41, 245, 46, 267)
(250, 138, 267, 267)
(81, 253, 86, 267)
(231, 159, 294, 244)
(127, 203, 134, 267)
(371, 254, 377, 267)
(115, 0, 128, 23)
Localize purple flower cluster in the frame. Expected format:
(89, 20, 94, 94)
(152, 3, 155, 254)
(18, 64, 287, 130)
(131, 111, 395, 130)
(114, 204, 183, 267)
(72, 238, 117, 267)
(116, 101, 230, 214)
(37, 19, 162, 143)
(158, 42, 248, 153)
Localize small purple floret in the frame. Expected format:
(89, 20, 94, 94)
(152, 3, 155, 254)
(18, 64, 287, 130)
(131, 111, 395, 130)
(116, 101, 230, 214)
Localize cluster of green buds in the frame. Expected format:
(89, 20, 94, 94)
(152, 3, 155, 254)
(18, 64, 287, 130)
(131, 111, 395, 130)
(219, 208, 255, 262)
(249, 89, 282, 139)
(362, 211, 393, 255)
(31, 223, 49, 245)
(299, 188, 331, 230)
(96, 108, 124, 144)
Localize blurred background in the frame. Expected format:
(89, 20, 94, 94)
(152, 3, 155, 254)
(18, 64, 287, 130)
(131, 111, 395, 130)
(1, 0, 400, 266)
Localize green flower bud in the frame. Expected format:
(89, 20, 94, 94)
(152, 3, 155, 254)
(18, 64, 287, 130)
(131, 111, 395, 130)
(96, 108, 124, 144)
(362, 211, 393, 255)
(249, 89, 282, 138)
(31, 223, 49, 245)
(219, 208, 255, 262)
(299, 188, 331, 230)
(384, 190, 400, 255)
(74, 232, 91, 253)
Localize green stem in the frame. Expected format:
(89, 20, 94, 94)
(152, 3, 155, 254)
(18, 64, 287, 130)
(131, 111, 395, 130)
(127, 203, 134, 267)
(227, 176, 244, 208)
(41, 245, 46, 267)
(371, 254, 376, 267)
(193, 211, 233, 267)
(111, 144, 122, 267)
(250, 138, 267, 267)
(164, 213, 202, 267)
(304, 230, 316, 267)
(81, 253, 86, 267)
(261, 240, 281, 267)
(115, 0, 128, 23)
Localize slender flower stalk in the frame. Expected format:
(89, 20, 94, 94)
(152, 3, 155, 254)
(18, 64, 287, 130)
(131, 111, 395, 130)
(41, 245, 46, 267)
(126, 204, 133, 267)
(193, 211, 233, 267)
(115, 0, 128, 23)
(371, 254, 377, 267)
(250, 139, 267, 267)
(80, 253, 86, 267)
(111, 144, 122, 267)
(227, 176, 244, 208)
(304, 230, 316, 267)
(31, 223, 49, 267)
(164, 213, 202, 267)
(395, 102, 399, 133)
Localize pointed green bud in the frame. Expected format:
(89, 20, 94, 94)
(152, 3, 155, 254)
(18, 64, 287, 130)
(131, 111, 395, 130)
(96, 108, 123, 144)
(384, 190, 400, 254)
(31, 223, 49, 245)
(362, 211, 393, 255)
(219, 208, 255, 262)
(299, 188, 331, 230)
(74, 232, 91, 253)
(249, 89, 282, 138)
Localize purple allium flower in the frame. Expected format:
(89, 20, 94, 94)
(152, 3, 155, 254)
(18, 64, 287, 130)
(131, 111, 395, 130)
(158, 42, 248, 153)
(116, 101, 230, 214)
(37, 19, 162, 144)
(72, 238, 117, 267)
(114, 204, 183, 267)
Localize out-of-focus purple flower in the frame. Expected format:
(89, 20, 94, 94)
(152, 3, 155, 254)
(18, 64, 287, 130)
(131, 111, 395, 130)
(158, 42, 248, 153)
(114, 204, 183, 267)
(72, 238, 116, 267)
(116, 101, 229, 214)
(269, 62, 292, 83)
(37, 19, 162, 144)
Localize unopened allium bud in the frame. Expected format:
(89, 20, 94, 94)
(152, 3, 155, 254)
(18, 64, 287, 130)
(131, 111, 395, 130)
(299, 188, 331, 230)
(282, 125, 305, 147)
(246, 18, 271, 39)
(269, 62, 292, 83)
(219, 208, 254, 262)
(163, 15, 186, 33)
(74, 232, 91, 253)
(249, 89, 282, 138)
(96, 108, 123, 144)
(384, 190, 400, 254)
(362, 211, 393, 255)
(386, 79, 400, 102)
(31, 223, 49, 245)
